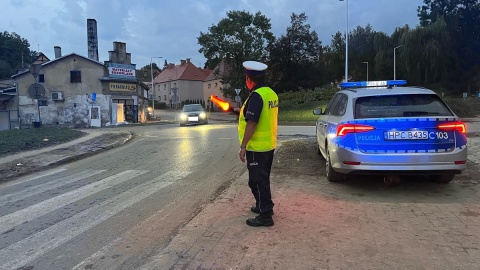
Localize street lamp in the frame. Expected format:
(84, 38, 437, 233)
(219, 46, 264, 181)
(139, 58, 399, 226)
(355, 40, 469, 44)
(150, 56, 163, 118)
(361, 61, 368, 82)
(393, 45, 404, 80)
(340, 0, 349, 82)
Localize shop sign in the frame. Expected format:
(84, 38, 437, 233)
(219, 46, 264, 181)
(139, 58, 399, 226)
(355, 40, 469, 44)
(109, 82, 136, 92)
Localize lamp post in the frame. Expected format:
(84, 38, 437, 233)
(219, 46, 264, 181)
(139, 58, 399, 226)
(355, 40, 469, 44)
(340, 0, 349, 82)
(393, 45, 404, 80)
(150, 56, 163, 118)
(361, 61, 368, 82)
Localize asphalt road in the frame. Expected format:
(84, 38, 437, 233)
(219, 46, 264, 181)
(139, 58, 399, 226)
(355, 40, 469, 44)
(1, 116, 480, 269)
(0, 123, 245, 270)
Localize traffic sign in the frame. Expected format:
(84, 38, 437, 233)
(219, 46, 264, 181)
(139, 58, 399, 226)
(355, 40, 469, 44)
(234, 95, 241, 103)
(171, 94, 179, 103)
(29, 64, 42, 79)
(235, 88, 241, 95)
(28, 83, 45, 99)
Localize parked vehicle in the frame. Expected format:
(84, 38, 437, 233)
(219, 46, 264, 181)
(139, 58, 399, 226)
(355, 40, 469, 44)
(313, 80, 467, 184)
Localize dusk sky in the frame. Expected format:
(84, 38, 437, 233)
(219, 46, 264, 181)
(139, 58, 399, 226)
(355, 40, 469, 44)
(3, 0, 424, 69)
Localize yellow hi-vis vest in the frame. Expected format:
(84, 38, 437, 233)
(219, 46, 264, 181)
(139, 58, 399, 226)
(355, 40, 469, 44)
(238, 86, 279, 152)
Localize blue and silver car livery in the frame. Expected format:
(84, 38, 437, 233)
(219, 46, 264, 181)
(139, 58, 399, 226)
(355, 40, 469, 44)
(313, 80, 467, 183)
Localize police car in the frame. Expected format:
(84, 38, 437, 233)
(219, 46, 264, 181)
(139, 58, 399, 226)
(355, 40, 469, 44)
(313, 80, 467, 184)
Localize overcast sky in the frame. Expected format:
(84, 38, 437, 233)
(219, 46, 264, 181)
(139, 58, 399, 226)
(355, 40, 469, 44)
(3, 0, 423, 69)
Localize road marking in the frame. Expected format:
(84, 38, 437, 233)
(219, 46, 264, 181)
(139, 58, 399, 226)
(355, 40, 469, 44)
(72, 170, 191, 270)
(0, 170, 106, 206)
(0, 167, 67, 189)
(0, 170, 190, 270)
(0, 170, 147, 235)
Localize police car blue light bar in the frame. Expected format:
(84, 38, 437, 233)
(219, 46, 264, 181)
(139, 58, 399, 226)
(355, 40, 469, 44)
(339, 80, 407, 89)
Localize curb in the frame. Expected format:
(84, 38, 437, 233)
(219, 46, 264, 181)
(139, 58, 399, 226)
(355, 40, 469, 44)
(0, 132, 133, 183)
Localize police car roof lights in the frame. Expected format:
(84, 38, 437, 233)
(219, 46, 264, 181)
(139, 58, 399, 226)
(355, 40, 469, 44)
(339, 80, 407, 89)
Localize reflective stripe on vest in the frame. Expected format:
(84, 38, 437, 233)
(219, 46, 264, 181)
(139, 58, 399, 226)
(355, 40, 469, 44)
(238, 87, 278, 152)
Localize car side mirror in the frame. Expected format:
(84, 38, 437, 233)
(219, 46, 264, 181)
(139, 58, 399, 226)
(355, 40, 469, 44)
(313, 108, 323, 115)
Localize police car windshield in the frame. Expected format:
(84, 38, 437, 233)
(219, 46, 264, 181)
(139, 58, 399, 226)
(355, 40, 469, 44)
(355, 94, 453, 119)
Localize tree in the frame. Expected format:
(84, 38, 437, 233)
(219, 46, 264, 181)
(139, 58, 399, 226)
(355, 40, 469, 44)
(323, 31, 347, 84)
(197, 10, 274, 99)
(268, 13, 323, 92)
(0, 31, 37, 79)
(139, 63, 161, 81)
(418, 0, 480, 89)
(347, 24, 376, 81)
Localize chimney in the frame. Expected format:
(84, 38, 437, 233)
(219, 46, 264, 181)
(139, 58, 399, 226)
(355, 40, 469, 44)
(168, 63, 175, 68)
(186, 58, 191, 63)
(54, 46, 62, 59)
(87, 19, 99, 61)
(180, 59, 186, 65)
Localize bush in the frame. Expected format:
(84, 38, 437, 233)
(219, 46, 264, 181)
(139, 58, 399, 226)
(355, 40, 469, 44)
(442, 97, 479, 118)
(154, 101, 167, 109)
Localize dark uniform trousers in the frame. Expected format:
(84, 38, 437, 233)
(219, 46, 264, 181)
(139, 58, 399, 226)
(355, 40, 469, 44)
(246, 149, 275, 213)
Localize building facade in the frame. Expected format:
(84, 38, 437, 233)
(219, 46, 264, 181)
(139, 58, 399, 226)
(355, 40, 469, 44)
(11, 43, 149, 128)
(153, 59, 210, 108)
(202, 58, 237, 111)
(12, 51, 107, 128)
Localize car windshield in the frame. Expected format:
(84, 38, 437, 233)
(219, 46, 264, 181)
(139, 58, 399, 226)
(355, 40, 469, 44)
(183, 105, 203, 112)
(355, 94, 454, 119)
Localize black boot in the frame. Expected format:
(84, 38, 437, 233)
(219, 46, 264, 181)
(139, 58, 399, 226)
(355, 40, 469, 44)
(250, 206, 274, 216)
(246, 212, 274, 227)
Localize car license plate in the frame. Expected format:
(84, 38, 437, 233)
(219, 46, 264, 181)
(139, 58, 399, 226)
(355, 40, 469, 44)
(188, 116, 198, 121)
(384, 130, 429, 140)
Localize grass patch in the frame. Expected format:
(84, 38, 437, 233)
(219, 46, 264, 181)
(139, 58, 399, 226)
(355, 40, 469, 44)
(0, 127, 85, 156)
(279, 101, 325, 123)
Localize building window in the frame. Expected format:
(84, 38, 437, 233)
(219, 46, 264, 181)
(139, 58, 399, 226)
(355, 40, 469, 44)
(215, 82, 218, 88)
(70, 70, 81, 83)
(164, 95, 167, 101)
(164, 84, 166, 90)
(38, 74, 45, 83)
(208, 84, 211, 89)
(174, 82, 176, 87)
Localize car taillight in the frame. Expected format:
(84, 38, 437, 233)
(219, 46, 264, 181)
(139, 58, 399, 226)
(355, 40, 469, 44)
(337, 124, 375, 136)
(437, 122, 466, 134)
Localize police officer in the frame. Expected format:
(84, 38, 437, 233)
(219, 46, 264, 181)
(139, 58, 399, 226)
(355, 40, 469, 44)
(238, 60, 279, 227)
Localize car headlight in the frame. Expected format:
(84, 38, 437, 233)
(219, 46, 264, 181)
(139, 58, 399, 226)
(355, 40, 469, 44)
(148, 107, 152, 112)
(199, 112, 206, 118)
(180, 113, 187, 120)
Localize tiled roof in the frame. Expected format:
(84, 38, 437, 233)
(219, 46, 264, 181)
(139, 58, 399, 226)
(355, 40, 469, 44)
(153, 61, 209, 83)
(204, 58, 235, 82)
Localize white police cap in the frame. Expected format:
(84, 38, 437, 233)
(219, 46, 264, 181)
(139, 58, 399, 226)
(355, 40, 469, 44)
(243, 61, 268, 75)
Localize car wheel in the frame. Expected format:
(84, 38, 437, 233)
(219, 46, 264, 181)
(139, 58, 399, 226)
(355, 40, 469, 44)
(326, 147, 344, 182)
(429, 173, 455, 184)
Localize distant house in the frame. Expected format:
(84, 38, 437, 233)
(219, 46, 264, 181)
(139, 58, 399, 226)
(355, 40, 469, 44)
(153, 59, 210, 108)
(12, 50, 106, 128)
(203, 58, 237, 111)
(101, 42, 150, 124)
(11, 42, 149, 128)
